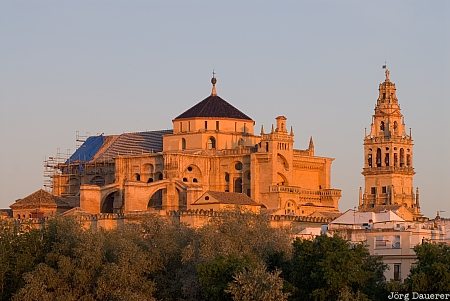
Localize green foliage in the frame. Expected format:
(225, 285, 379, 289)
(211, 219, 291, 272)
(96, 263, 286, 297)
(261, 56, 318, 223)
(0, 221, 44, 300)
(226, 264, 289, 301)
(405, 243, 450, 292)
(197, 256, 250, 301)
(288, 235, 386, 301)
(12, 218, 157, 301)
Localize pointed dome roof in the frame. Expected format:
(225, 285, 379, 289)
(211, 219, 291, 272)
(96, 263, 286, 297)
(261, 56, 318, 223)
(174, 76, 253, 121)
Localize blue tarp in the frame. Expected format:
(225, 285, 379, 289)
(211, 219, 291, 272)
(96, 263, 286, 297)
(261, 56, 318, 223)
(66, 135, 104, 163)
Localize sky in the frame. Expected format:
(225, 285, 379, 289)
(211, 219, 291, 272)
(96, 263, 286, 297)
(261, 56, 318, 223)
(0, 1, 449, 218)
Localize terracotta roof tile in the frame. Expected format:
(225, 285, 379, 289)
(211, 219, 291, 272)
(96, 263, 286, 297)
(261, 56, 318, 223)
(10, 189, 72, 209)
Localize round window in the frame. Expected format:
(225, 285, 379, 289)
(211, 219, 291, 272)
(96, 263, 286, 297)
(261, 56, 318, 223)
(235, 162, 243, 171)
(187, 166, 193, 172)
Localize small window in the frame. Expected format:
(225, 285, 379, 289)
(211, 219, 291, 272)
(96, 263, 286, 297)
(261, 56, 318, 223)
(135, 173, 141, 181)
(147, 178, 154, 183)
(193, 178, 198, 183)
(207, 137, 216, 149)
(183, 177, 188, 182)
(380, 121, 385, 131)
(181, 138, 186, 150)
(376, 148, 382, 167)
(187, 166, 193, 172)
(371, 187, 377, 195)
(382, 186, 387, 194)
(383, 93, 386, 99)
(205, 121, 208, 130)
(225, 172, 230, 182)
(394, 264, 401, 281)
(158, 173, 163, 180)
(180, 122, 183, 132)
(216, 121, 219, 131)
(205, 196, 210, 200)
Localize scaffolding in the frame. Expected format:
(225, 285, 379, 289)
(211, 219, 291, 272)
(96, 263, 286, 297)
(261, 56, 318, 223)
(43, 131, 115, 197)
(43, 148, 72, 194)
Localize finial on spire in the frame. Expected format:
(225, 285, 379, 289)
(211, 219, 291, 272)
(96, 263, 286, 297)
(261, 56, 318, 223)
(290, 126, 294, 136)
(260, 125, 264, 135)
(211, 70, 217, 96)
(271, 124, 274, 133)
(382, 62, 390, 81)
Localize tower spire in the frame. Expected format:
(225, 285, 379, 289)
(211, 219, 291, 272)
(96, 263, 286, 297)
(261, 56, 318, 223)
(211, 70, 217, 96)
(309, 136, 314, 149)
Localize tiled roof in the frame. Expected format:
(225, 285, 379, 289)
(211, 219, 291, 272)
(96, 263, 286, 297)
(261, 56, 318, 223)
(10, 189, 72, 209)
(94, 130, 172, 161)
(68, 130, 172, 163)
(174, 95, 252, 121)
(194, 191, 263, 206)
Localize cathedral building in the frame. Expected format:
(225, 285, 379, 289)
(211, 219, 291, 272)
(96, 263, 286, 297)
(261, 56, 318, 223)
(359, 68, 422, 221)
(16, 75, 341, 218)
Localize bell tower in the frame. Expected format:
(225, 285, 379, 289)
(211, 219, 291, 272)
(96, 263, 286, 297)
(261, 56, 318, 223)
(359, 67, 421, 219)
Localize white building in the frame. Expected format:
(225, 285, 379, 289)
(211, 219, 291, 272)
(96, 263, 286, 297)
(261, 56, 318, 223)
(328, 209, 446, 281)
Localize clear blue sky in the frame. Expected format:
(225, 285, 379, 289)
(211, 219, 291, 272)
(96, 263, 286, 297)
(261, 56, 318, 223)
(1, 1, 449, 217)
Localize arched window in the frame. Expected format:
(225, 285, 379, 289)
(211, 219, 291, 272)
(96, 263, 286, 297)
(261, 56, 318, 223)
(406, 154, 411, 166)
(385, 153, 390, 166)
(181, 138, 186, 150)
(380, 121, 385, 131)
(234, 177, 243, 193)
(394, 121, 398, 131)
(285, 201, 296, 215)
(368, 153, 373, 167)
(134, 173, 141, 181)
(400, 148, 405, 167)
(154, 172, 163, 181)
(394, 153, 398, 166)
(207, 137, 216, 149)
(376, 148, 382, 167)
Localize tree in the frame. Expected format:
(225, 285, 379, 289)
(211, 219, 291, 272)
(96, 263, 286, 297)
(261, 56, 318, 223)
(13, 218, 157, 301)
(406, 243, 450, 292)
(288, 235, 386, 301)
(226, 264, 289, 301)
(197, 255, 250, 301)
(0, 220, 44, 300)
(183, 211, 292, 300)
